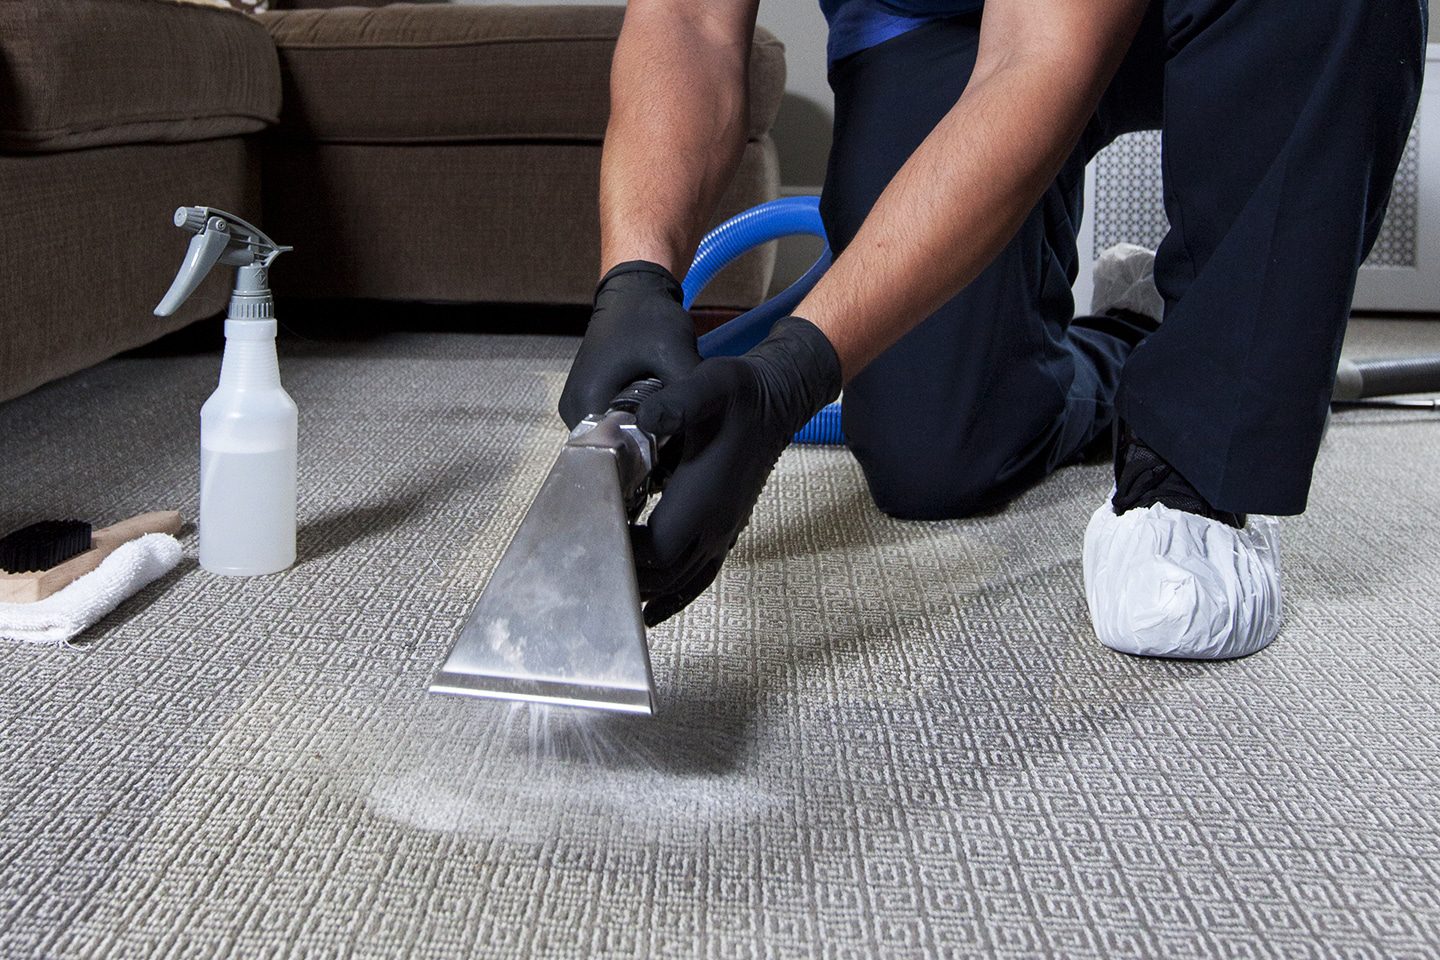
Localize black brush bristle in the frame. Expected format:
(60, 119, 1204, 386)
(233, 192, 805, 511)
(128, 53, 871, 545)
(0, 520, 93, 574)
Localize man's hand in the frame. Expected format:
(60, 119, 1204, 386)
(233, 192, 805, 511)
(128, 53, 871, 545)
(631, 316, 842, 625)
(558, 261, 701, 430)
(565, 0, 758, 429)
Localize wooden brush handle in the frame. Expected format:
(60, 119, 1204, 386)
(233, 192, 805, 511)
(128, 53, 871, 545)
(0, 510, 182, 604)
(93, 511, 183, 548)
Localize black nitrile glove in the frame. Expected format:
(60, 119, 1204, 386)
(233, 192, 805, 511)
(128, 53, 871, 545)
(631, 316, 843, 626)
(558, 260, 702, 430)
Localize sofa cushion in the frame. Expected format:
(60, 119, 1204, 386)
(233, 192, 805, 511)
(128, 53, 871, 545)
(0, 0, 281, 153)
(259, 4, 786, 144)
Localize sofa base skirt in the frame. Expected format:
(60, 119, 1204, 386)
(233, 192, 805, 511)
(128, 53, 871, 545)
(261, 137, 779, 309)
(0, 138, 260, 402)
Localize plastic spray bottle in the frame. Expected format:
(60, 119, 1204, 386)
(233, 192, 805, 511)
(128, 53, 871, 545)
(155, 207, 297, 576)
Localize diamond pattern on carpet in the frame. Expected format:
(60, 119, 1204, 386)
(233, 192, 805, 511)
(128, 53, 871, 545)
(1, 323, 1438, 958)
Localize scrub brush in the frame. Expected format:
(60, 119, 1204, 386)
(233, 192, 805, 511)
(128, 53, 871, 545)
(0, 520, 95, 577)
(0, 511, 182, 604)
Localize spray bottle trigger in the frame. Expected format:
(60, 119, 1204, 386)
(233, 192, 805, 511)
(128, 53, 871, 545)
(154, 225, 232, 317)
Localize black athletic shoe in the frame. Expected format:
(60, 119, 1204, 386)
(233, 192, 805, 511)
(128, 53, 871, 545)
(1111, 426, 1246, 529)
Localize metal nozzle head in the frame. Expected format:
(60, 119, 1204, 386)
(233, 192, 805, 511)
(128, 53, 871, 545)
(430, 443, 656, 717)
(431, 382, 666, 718)
(430, 670, 654, 715)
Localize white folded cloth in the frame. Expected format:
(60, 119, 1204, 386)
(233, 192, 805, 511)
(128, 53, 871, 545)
(0, 533, 182, 646)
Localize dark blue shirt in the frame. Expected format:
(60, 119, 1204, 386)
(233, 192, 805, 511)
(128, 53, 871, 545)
(820, 0, 984, 63)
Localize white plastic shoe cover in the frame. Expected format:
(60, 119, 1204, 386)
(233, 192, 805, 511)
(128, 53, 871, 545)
(1091, 243, 1164, 324)
(1082, 492, 1282, 659)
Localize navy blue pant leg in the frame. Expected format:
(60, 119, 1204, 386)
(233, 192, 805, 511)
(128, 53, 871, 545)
(1118, 0, 1426, 515)
(825, 1, 1423, 520)
(823, 15, 1162, 521)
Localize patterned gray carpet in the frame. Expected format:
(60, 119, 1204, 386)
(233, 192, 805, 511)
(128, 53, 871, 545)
(1, 319, 1438, 959)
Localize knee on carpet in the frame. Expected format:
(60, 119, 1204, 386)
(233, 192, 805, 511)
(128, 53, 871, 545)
(852, 445, 1015, 521)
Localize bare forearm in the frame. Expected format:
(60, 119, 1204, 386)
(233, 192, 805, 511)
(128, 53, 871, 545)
(798, 0, 1147, 379)
(600, 2, 758, 276)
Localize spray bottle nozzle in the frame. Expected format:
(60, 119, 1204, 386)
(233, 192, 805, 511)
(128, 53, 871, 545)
(174, 206, 211, 233)
(155, 206, 292, 318)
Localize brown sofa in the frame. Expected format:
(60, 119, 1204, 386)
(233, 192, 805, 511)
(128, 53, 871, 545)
(0, 0, 277, 403)
(0, 0, 785, 403)
(259, 4, 784, 306)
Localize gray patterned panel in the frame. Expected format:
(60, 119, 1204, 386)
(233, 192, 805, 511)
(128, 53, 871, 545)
(1369, 123, 1421, 269)
(1092, 112, 1422, 269)
(1, 325, 1438, 958)
(1091, 131, 1169, 256)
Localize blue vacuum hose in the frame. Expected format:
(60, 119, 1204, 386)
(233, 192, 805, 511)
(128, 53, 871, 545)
(684, 197, 843, 445)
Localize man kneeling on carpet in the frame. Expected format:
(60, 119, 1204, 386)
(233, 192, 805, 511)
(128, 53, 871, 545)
(558, 0, 1425, 658)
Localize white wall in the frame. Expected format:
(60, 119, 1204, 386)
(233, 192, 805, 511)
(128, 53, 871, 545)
(753, 1, 833, 192)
